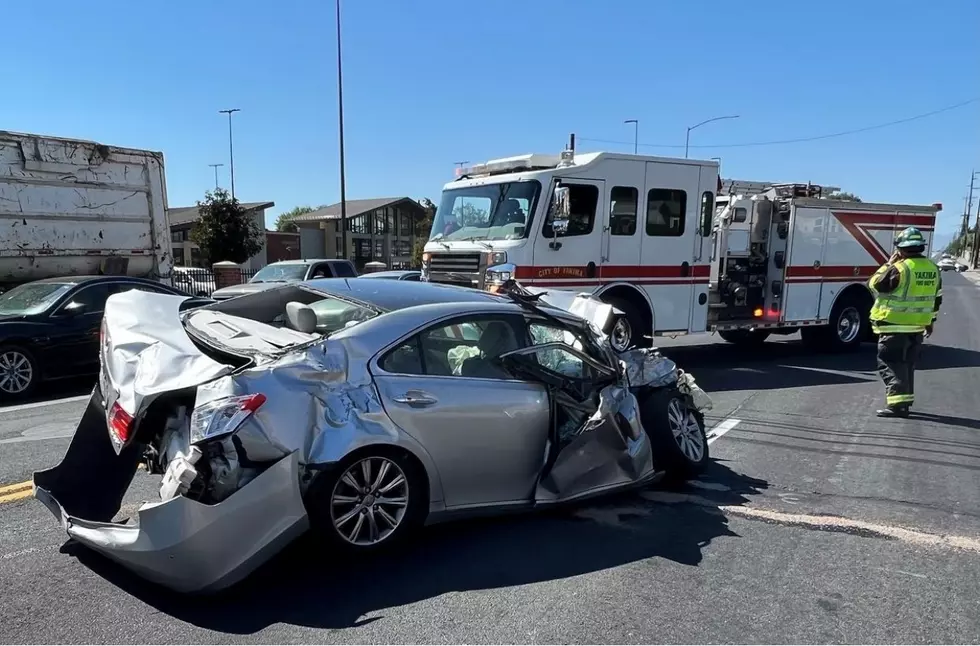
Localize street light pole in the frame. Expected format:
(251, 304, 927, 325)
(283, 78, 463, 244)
(336, 0, 349, 262)
(685, 114, 740, 158)
(218, 108, 241, 200)
(454, 161, 469, 169)
(624, 119, 638, 154)
(208, 163, 224, 190)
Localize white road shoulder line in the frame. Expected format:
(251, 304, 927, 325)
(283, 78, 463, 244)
(0, 394, 89, 413)
(707, 418, 740, 444)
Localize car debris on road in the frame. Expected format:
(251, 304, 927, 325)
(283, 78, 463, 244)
(33, 278, 713, 594)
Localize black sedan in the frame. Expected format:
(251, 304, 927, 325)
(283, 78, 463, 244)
(0, 276, 211, 399)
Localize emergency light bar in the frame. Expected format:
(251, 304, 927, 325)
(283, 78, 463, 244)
(455, 153, 563, 178)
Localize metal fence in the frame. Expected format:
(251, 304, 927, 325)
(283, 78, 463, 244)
(172, 268, 259, 297)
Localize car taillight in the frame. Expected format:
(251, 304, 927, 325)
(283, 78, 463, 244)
(189, 393, 267, 444)
(108, 401, 134, 448)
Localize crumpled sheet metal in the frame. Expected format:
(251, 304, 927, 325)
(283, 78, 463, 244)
(43, 451, 309, 594)
(523, 286, 619, 337)
(537, 384, 653, 501)
(103, 290, 233, 415)
(618, 347, 678, 388)
(194, 334, 434, 475)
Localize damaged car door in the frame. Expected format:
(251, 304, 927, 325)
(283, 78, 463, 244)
(500, 321, 656, 504)
(371, 313, 552, 509)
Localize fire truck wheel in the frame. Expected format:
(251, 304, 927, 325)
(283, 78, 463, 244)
(603, 296, 647, 351)
(825, 294, 865, 352)
(717, 329, 770, 346)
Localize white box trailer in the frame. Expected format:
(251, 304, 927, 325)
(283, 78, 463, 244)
(421, 144, 941, 352)
(0, 131, 173, 289)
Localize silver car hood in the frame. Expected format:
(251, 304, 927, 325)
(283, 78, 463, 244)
(211, 282, 285, 300)
(100, 290, 234, 417)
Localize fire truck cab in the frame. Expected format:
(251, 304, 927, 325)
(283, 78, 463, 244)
(421, 144, 940, 353)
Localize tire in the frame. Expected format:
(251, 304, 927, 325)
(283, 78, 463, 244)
(638, 387, 709, 481)
(0, 344, 39, 400)
(603, 295, 648, 352)
(306, 448, 427, 554)
(717, 329, 770, 346)
(824, 293, 867, 353)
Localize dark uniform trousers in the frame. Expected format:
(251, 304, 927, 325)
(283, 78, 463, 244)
(876, 331, 923, 406)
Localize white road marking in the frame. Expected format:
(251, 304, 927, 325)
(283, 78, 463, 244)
(0, 423, 74, 445)
(706, 418, 740, 444)
(0, 394, 89, 413)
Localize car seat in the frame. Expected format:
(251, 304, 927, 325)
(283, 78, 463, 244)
(461, 321, 520, 379)
(285, 301, 318, 334)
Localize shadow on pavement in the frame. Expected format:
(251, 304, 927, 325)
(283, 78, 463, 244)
(0, 377, 94, 409)
(67, 460, 767, 633)
(661, 341, 980, 393)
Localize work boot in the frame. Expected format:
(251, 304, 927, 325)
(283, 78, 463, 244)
(876, 405, 910, 418)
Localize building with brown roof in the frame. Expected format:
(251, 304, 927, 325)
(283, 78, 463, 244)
(287, 197, 428, 271)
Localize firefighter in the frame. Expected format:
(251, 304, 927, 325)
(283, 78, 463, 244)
(867, 226, 942, 418)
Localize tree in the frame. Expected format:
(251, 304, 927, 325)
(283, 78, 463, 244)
(412, 197, 437, 268)
(826, 191, 862, 202)
(190, 188, 264, 265)
(275, 206, 316, 233)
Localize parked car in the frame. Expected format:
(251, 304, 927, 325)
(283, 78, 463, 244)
(358, 269, 421, 281)
(172, 267, 215, 296)
(938, 257, 967, 272)
(34, 278, 713, 593)
(0, 276, 212, 398)
(210, 259, 359, 301)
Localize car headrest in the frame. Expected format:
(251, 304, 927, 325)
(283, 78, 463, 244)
(285, 301, 317, 334)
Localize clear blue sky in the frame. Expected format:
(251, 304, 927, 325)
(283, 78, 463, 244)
(2, 0, 977, 245)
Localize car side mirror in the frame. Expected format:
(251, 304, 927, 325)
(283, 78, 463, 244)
(59, 301, 86, 316)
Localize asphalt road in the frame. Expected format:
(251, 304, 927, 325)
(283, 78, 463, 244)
(2, 272, 980, 644)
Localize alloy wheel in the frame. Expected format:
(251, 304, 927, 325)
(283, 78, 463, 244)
(667, 398, 705, 462)
(330, 456, 410, 546)
(836, 306, 861, 344)
(0, 350, 33, 395)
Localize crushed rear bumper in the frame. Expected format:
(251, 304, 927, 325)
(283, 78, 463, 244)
(32, 392, 309, 594)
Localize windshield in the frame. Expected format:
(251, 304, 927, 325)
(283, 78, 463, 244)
(0, 282, 73, 316)
(250, 263, 308, 283)
(430, 180, 541, 243)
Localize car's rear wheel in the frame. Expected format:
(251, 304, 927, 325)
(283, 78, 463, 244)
(0, 344, 38, 399)
(307, 449, 426, 553)
(638, 387, 709, 481)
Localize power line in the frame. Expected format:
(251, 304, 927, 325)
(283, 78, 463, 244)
(579, 97, 980, 151)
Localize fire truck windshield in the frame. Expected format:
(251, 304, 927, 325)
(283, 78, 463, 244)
(430, 180, 542, 242)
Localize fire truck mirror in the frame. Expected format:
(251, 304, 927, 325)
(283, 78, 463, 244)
(550, 186, 571, 226)
(551, 218, 570, 236)
(754, 199, 773, 220)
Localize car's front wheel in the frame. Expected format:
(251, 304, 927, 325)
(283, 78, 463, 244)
(307, 449, 427, 553)
(638, 387, 709, 481)
(0, 344, 39, 399)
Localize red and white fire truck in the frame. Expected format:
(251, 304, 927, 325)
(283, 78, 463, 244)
(421, 141, 941, 352)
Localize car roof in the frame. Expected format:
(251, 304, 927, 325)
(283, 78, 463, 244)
(358, 270, 420, 279)
(303, 277, 508, 311)
(302, 277, 584, 329)
(269, 259, 351, 266)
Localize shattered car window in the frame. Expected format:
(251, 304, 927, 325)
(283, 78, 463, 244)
(528, 323, 588, 379)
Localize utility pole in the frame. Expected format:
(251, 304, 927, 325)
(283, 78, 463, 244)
(685, 114, 739, 158)
(208, 163, 224, 190)
(967, 170, 980, 267)
(624, 119, 638, 154)
(454, 161, 469, 169)
(335, 0, 349, 261)
(218, 108, 241, 200)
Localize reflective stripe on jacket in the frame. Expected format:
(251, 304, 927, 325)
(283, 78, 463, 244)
(868, 257, 940, 333)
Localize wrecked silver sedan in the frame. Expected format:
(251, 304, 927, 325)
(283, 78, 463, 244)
(34, 278, 712, 593)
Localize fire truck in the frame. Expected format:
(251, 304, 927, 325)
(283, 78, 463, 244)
(421, 139, 941, 352)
